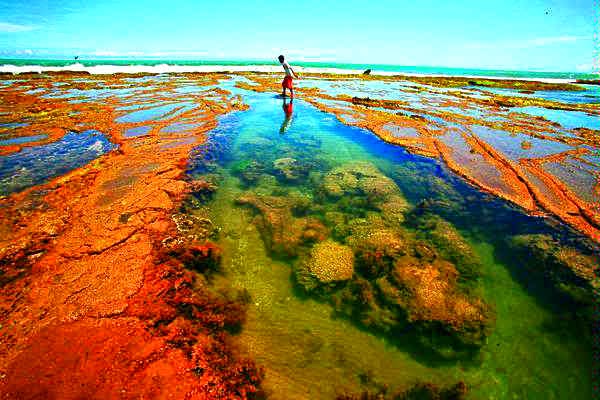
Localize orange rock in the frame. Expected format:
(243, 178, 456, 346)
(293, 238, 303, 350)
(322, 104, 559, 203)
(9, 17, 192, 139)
(0, 74, 262, 398)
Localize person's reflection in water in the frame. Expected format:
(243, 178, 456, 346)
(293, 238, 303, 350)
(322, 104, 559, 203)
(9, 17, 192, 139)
(279, 97, 293, 134)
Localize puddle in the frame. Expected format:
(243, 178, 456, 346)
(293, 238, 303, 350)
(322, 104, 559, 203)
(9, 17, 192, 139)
(0, 134, 48, 146)
(123, 126, 152, 138)
(159, 122, 205, 135)
(471, 125, 572, 161)
(0, 122, 29, 129)
(116, 103, 183, 123)
(512, 106, 600, 130)
(544, 158, 600, 203)
(475, 85, 600, 104)
(0, 130, 115, 195)
(383, 123, 420, 138)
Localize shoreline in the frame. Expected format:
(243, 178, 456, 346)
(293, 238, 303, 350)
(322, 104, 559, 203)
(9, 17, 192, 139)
(0, 63, 587, 84)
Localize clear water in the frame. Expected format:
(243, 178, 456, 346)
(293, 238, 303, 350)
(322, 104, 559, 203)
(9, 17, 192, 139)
(512, 106, 600, 130)
(116, 103, 184, 123)
(123, 125, 152, 138)
(471, 126, 573, 161)
(0, 134, 47, 146)
(0, 130, 115, 195)
(0, 122, 29, 129)
(186, 90, 592, 399)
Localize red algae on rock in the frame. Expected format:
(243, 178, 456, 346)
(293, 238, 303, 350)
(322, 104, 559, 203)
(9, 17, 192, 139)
(0, 74, 262, 399)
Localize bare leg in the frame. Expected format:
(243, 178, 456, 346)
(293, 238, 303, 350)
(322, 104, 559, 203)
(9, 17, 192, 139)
(290, 88, 294, 99)
(282, 88, 287, 98)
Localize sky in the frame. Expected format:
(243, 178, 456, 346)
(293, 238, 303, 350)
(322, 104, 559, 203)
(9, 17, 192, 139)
(0, 0, 597, 72)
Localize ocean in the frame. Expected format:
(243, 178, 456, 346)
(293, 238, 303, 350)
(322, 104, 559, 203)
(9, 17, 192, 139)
(0, 58, 597, 81)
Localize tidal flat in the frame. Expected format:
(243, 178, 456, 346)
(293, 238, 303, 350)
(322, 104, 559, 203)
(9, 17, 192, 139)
(0, 71, 598, 399)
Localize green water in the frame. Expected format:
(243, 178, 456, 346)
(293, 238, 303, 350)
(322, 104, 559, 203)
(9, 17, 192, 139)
(187, 92, 592, 399)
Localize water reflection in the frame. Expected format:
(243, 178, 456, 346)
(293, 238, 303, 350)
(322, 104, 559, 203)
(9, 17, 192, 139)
(279, 97, 294, 134)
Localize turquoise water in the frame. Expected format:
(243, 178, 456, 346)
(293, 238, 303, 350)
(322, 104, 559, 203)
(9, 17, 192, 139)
(1, 58, 598, 80)
(186, 89, 593, 399)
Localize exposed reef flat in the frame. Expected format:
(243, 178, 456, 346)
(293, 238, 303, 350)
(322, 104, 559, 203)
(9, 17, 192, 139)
(0, 71, 597, 399)
(0, 73, 262, 398)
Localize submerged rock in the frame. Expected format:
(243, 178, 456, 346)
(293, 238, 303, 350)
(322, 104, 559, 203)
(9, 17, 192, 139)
(235, 192, 328, 258)
(346, 221, 409, 278)
(231, 160, 265, 186)
(171, 213, 217, 243)
(235, 160, 491, 358)
(321, 161, 410, 224)
(508, 234, 599, 307)
(188, 177, 218, 203)
(272, 157, 301, 181)
(412, 214, 482, 286)
(322, 162, 394, 198)
(330, 214, 492, 356)
(305, 240, 355, 282)
(388, 257, 491, 347)
(294, 240, 355, 292)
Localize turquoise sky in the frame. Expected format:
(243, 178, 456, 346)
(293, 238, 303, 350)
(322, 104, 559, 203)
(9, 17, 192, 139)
(0, 0, 597, 72)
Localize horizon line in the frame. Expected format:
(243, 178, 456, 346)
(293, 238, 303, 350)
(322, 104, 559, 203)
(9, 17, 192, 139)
(0, 57, 596, 75)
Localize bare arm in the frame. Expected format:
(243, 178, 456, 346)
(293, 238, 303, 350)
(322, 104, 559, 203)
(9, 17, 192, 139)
(290, 66, 299, 79)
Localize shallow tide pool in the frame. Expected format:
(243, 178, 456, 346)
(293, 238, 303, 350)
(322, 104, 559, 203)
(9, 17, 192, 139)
(187, 90, 592, 399)
(0, 130, 115, 195)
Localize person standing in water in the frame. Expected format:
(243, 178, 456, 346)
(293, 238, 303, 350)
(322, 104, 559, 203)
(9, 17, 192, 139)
(278, 55, 298, 98)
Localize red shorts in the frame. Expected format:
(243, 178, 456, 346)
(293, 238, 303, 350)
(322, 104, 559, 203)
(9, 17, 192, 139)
(282, 75, 293, 90)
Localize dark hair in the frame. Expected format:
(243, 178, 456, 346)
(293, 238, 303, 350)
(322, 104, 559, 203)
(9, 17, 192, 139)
(278, 55, 284, 63)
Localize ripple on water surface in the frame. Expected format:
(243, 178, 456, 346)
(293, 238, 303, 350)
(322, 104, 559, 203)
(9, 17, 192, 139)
(0, 130, 115, 195)
(116, 103, 184, 123)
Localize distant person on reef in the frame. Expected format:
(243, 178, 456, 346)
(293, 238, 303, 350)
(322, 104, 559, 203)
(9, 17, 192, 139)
(278, 55, 298, 98)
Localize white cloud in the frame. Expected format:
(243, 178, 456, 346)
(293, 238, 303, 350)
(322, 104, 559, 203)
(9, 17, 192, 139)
(0, 22, 37, 32)
(273, 48, 337, 62)
(575, 63, 596, 73)
(93, 50, 119, 57)
(527, 36, 585, 46)
(467, 35, 591, 50)
(145, 51, 208, 57)
(90, 50, 209, 58)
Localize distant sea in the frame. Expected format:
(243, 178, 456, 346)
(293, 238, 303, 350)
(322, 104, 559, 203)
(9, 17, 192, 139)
(0, 59, 597, 81)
